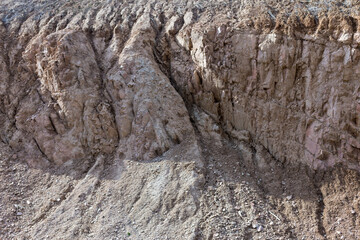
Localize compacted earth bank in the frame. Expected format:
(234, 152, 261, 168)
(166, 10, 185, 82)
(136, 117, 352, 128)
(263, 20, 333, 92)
(0, 0, 359, 239)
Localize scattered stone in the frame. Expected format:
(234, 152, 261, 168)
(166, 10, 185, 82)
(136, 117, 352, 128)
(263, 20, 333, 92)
(252, 222, 258, 229)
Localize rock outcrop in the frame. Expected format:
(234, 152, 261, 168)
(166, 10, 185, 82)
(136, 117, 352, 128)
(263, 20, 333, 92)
(0, 0, 360, 239)
(179, 27, 360, 170)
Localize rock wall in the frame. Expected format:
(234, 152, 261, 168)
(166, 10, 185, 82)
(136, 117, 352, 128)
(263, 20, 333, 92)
(174, 26, 360, 170)
(0, 0, 359, 171)
(1, 10, 195, 168)
(1, 1, 360, 239)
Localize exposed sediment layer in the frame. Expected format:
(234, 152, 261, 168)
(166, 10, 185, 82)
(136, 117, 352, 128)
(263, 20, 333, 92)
(0, 1, 359, 239)
(179, 27, 360, 170)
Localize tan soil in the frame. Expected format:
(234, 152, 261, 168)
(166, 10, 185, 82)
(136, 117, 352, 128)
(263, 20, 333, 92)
(0, 1, 360, 239)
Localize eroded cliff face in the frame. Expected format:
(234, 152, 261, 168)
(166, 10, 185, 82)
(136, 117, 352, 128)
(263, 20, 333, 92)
(177, 27, 360, 170)
(0, 0, 360, 239)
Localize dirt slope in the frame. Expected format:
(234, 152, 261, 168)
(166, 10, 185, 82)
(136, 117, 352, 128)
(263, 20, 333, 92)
(0, 1, 360, 239)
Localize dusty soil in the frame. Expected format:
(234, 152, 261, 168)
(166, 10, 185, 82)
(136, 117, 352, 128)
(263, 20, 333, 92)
(0, 0, 360, 239)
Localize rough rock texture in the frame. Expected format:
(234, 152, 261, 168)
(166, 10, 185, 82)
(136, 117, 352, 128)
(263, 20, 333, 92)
(183, 27, 360, 170)
(0, 0, 360, 239)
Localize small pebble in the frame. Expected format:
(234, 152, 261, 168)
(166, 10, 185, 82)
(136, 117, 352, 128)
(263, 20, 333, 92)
(252, 222, 258, 229)
(16, 212, 22, 216)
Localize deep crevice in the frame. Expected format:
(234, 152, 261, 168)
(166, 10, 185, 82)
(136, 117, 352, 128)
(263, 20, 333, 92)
(33, 137, 48, 160)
